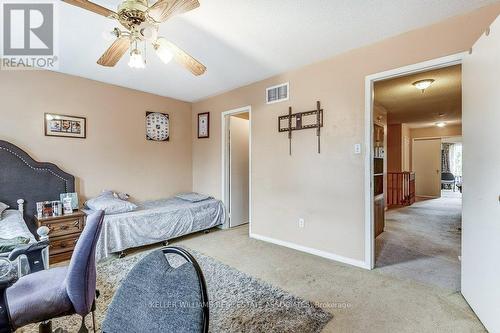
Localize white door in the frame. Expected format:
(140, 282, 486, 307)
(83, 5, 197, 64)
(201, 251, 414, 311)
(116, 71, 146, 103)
(461, 17, 500, 332)
(413, 138, 441, 197)
(229, 116, 249, 227)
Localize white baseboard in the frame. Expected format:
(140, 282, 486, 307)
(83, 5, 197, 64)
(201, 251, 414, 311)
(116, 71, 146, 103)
(249, 233, 370, 269)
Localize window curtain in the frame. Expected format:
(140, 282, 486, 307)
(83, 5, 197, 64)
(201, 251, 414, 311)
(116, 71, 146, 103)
(449, 143, 463, 176)
(441, 143, 453, 173)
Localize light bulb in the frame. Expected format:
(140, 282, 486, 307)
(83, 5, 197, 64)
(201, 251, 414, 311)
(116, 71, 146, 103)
(139, 22, 158, 41)
(101, 30, 115, 41)
(128, 48, 145, 69)
(102, 28, 120, 41)
(153, 38, 173, 64)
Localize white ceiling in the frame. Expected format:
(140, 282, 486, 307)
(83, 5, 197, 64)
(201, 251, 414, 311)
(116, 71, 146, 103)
(56, 0, 497, 102)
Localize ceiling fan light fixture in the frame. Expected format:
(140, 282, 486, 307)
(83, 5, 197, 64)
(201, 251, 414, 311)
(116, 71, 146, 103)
(62, 0, 206, 75)
(412, 79, 435, 93)
(154, 37, 174, 64)
(128, 48, 145, 69)
(102, 27, 121, 41)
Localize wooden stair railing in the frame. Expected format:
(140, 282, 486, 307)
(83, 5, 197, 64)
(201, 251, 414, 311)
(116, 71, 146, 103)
(387, 172, 415, 208)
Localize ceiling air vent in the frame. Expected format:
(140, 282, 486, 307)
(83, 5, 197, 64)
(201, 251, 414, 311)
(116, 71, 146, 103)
(266, 82, 289, 104)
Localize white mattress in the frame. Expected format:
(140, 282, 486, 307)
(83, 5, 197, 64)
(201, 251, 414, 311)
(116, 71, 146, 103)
(0, 210, 36, 243)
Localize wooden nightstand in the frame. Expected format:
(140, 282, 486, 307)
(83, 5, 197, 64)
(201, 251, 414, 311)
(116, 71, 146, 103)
(35, 211, 86, 264)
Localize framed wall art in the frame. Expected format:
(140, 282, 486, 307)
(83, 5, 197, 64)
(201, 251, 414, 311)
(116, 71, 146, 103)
(197, 112, 210, 139)
(44, 113, 86, 138)
(146, 111, 170, 141)
(60, 192, 79, 210)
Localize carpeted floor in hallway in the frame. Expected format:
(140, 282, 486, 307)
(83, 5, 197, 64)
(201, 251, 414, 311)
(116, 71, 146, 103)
(375, 190, 462, 291)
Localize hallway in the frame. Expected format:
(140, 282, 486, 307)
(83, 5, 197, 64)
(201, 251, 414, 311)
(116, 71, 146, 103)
(375, 191, 462, 291)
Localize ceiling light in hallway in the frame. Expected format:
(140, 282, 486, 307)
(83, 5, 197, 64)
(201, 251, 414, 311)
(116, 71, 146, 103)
(413, 79, 435, 93)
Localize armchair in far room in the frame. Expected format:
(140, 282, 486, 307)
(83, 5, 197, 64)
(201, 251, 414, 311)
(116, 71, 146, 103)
(441, 172, 456, 191)
(455, 175, 463, 193)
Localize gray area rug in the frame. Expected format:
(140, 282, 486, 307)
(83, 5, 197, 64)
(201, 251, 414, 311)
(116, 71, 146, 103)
(20, 248, 332, 333)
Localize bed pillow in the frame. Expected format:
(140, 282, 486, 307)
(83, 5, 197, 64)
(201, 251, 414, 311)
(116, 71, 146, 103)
(85, 192, 137, 215)
(175, 192, 211, 203)
(0, 202, 9, 218)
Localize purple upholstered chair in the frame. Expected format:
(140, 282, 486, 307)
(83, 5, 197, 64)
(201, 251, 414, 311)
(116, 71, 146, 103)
(2, 210, 104, 333)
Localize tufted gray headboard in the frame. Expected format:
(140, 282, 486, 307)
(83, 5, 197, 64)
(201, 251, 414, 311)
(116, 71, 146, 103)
(0, 140, 75, 235)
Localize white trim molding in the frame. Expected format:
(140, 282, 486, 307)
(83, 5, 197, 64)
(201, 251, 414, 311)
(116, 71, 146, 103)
(250, 233, 369, 269)
(364, 52, 466, 269)
(221, 105, 252, 234)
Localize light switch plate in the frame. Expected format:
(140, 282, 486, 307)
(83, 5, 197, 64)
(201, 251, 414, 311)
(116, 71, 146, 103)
(354, 143, 362, 154)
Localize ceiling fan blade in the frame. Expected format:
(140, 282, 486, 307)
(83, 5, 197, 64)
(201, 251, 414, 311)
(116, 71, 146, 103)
(162, 40, 206, 76)
(148, 0, 200, 23)
(97, 37, 130, 67)
(62, 0, 116, 17)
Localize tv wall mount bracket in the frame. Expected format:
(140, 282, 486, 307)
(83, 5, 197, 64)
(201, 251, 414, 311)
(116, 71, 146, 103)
(278, 101, 324, 155)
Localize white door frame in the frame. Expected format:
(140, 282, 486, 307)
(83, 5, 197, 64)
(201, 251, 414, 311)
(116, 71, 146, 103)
(364, 52, 466, 269)
(221, 105, 252, 232)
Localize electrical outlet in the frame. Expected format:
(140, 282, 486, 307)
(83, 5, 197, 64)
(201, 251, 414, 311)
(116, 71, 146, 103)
(298, 218, 305, 228)
(354, 143, 362, 154)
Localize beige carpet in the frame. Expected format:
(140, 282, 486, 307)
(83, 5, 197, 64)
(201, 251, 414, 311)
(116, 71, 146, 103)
(376, 190, 462, 290)
(172, 206, 484, 332)
(28, 190, 484, 332)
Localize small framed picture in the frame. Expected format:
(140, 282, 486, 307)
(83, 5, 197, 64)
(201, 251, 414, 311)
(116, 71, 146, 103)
(198, 112, 210, 139)
(45, 113, 86, 138)
(60, 192, 79, 210)
(42, 201, 53, 218)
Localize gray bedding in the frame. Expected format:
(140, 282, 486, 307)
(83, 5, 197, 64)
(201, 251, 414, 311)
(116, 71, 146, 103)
(93, 197, 225, 261)
(0, 210, 35, 275)
(0, 210, 36, 246)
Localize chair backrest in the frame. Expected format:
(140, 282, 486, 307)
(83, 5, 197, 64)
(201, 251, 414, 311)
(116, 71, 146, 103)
(65, 210, 104, 316)
(102, 247, 209, 333)
(441, 172, 455, 181)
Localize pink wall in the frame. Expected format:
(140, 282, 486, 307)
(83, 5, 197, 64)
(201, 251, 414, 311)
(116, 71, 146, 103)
(0, 71, 193, 202)
(191, 5, 500, 263)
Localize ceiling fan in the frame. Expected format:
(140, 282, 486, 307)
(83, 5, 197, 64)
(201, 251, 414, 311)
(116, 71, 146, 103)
(62, 0, 206, 75)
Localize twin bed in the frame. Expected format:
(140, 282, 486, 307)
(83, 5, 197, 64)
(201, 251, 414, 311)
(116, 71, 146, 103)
(89, 196, 225, 260)
(0, 140, 225, 263)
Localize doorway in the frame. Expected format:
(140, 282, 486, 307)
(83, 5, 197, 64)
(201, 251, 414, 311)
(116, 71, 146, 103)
(221, 106, 251, 229)
(365, 54, 465, 293)
(372, 64, 463, 289)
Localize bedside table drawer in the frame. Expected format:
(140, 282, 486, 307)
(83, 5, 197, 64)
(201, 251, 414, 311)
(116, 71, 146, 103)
(45, 218, 83, 237)
(50, 234, 80, 255)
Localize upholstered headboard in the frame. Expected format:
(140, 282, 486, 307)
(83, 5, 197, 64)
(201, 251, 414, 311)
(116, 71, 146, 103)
(0, 140, 75, 234)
